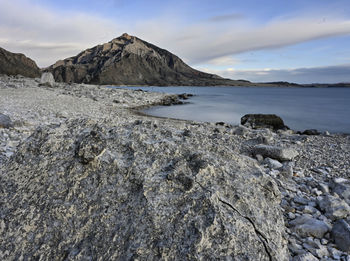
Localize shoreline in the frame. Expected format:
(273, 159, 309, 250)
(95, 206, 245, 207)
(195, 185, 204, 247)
(1, 75, 350, 260)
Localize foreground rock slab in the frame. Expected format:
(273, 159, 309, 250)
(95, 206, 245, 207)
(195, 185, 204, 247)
(0, 119, 288, 260)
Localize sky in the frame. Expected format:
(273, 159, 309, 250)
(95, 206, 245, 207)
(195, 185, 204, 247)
(1, 0, 350, 83)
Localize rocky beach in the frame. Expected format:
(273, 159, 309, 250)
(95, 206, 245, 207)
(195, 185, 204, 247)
(0, 75, 349, 260)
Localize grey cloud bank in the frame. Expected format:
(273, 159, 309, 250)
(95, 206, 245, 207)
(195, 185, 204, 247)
(216, 64, 350, 84)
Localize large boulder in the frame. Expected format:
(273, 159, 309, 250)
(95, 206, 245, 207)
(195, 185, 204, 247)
(0, 119, 289, 260)
(241, 114, 287, 130)
(40, 72, 55, 87)
(0, 47, 40, 78)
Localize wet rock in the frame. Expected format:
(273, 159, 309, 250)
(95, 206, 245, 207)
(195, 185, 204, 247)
(241, 114, 287, 130)
(317, 195, 350, 220)
(331, 219, 350, 252)
(290, 215, 330, 238)
(0, 113, 13, 128)
(252, 145, 299, 161)
(178, 93, 193, 100)
(301, 129, 320, 135)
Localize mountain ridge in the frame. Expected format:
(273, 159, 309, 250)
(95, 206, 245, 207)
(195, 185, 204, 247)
(0, 47, 41, 78)
(46, 33, 252, 86)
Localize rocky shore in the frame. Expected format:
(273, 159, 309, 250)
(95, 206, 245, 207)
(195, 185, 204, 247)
(1, 75, 350, 260)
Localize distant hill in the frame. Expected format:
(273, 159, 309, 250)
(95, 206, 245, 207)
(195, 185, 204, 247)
(46, 33, 252, 86)
(0, 47, 40, 78)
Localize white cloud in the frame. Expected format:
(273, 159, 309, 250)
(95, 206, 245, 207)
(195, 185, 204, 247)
(0, 0, 121, 67)
(139, 16, 350, 65)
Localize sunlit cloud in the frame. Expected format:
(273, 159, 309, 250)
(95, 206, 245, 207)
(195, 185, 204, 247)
(0, 0, 120, 66)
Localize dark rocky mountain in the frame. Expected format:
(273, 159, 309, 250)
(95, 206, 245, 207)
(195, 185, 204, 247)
(47, 33, 251, 86)
(0, 47, 41, 78)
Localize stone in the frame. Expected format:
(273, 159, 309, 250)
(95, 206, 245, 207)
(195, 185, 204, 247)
(303, 206, 317, 214)
(294, 196, 309, 205)
(330, 178, 350, 206)
(241, 114, 287, 130)
(40, 72, 55, 87)
(252, 145, 299, 161)
(289, 212, 296, 219)
(292, 253, 319, 261)
(331, 219, 350, 252)
(0, 119, 289, 260)
(317, 195, 350, 220)
(255, 154, 264, 162)
(263, 157, 283, 169)
(0, 113, 13, 128)
(290, 215, 330, 238)
(232, 126, 250, 136)
(280, 162, 294, 177)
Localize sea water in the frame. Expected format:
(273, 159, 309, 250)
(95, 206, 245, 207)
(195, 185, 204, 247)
(114, 86, 350, 134)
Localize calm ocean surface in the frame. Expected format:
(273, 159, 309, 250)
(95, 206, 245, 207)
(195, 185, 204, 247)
(115, 86, 350, 134)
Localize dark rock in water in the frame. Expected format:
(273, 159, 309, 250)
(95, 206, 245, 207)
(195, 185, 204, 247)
(178, 93, 193, 100)
(46, 33, 250, 86)
(0, 113, 13, 128)
(241, 114, 287, 130)
(215, 122, 225, 126)
(331, 219, 350, 252)
(301, 129, 320, 135)
(0, 47, 40, 78)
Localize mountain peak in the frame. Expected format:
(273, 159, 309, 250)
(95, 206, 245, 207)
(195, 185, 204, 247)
(121, 33, 132, 40)
(48, 34, 243, 86)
